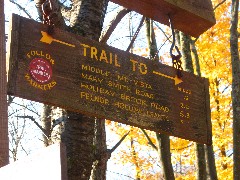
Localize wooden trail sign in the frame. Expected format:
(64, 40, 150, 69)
(7, 14, 212, 145)
(110, 0, 216, 37)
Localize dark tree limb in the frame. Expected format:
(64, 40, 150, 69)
(231, 0, 240, 179)
(141, 129, 158, 151)
(9, 0, 32, 19)
(107, 131, 130, 155)
(16, 116, 48, 138)
(156, 133, 175, 180)
(100, 8, 131, 43)
(213, 0, 227, 11)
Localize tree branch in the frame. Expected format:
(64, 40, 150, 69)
(126, 16, 145, 52)
(213, 0, 227, 11)
(9, 0, 32, 19)
(16, 116, 49, 138)
(141, 129, 158, 151)
(100, 8, 131, 43)
(107, 131, 130, 155)
(154, 21, 172, 42)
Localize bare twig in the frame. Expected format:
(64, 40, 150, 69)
(9, 0, 32, 19)
(11, 102, 40, 117)
(154, 21, 172, 42)
(213, 0, 227, 11)
(141, 128, 158, 150)
(107, 131, 130, 155)
(16, 116, 48, 138)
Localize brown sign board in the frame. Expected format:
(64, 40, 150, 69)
(110, 0, 216, 37)
(7, 14, 212, 145)
(0, 143, 67, 180)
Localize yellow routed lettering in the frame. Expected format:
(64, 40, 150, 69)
(27, 53, 31, 58)
(31, 80, 38, 88)
(46, 54, 51, 59)
(139, 63, 147, 74)
(80, 91, 109, 105)
(25, 73, 31, 81)
(35, 51, 40, 56)
(135, 89, 154, 99)
(25, 50, 55, 64)
(133, 80, 152, 89)
(91, 47, 98, 60)
(114, 54, 121, 67)
(178, 87, 192, 95)
(99, 50, 108, 63)
(80, 83, 115, 96)
(109, 53, 113, 64)
(81, 73, 103, 83)
(80, 43, 90, 56)
(150, 102, 170, 113)
(82, 64, 88, 71)
(113, 101, 167, 120)
(30, 51, 36, 56)
(107, 81, 131, 92)
(130, 59, 138, 72)
(117, 75, 128, 82)
(50, 59, 54, 64)
(25, 73, 56, 91)
(40, 51, 45, 57)
(120, 93, 147, 106)
(81, 64, 110, 77)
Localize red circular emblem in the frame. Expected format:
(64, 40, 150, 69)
(29, 58, 52, 84)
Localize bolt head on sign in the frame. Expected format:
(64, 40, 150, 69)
(29, 58, 52, 84)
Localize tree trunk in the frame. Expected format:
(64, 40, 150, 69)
(90, 119, 107, 180)
(131, 137, 141, 180)
(156, 134, 175, 180)
(145, 17, 158, 60)
(179, 32, 193, 73)
(41, 105, 52, 147)
(62, 1, 108, 179)
(145, 18, 175, 179)
(180, 32, 206, 180)
(0, 0, 9, 167)
(230, 0, 240, 179)
(190, 39, 218, 180)
(61, 112, 95, 180)
(34, 0, 109, 179)
(205, 145, 218, 180)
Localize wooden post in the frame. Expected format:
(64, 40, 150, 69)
(0, 0, 9, 167)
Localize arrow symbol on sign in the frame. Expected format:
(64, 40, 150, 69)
(40, 31, 76, 48)
(152, 71, 183, 85)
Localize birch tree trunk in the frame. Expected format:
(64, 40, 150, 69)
(34, 0, 109, 179)
(62, 1, 108, 179)
(230, 0, 240, 179)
